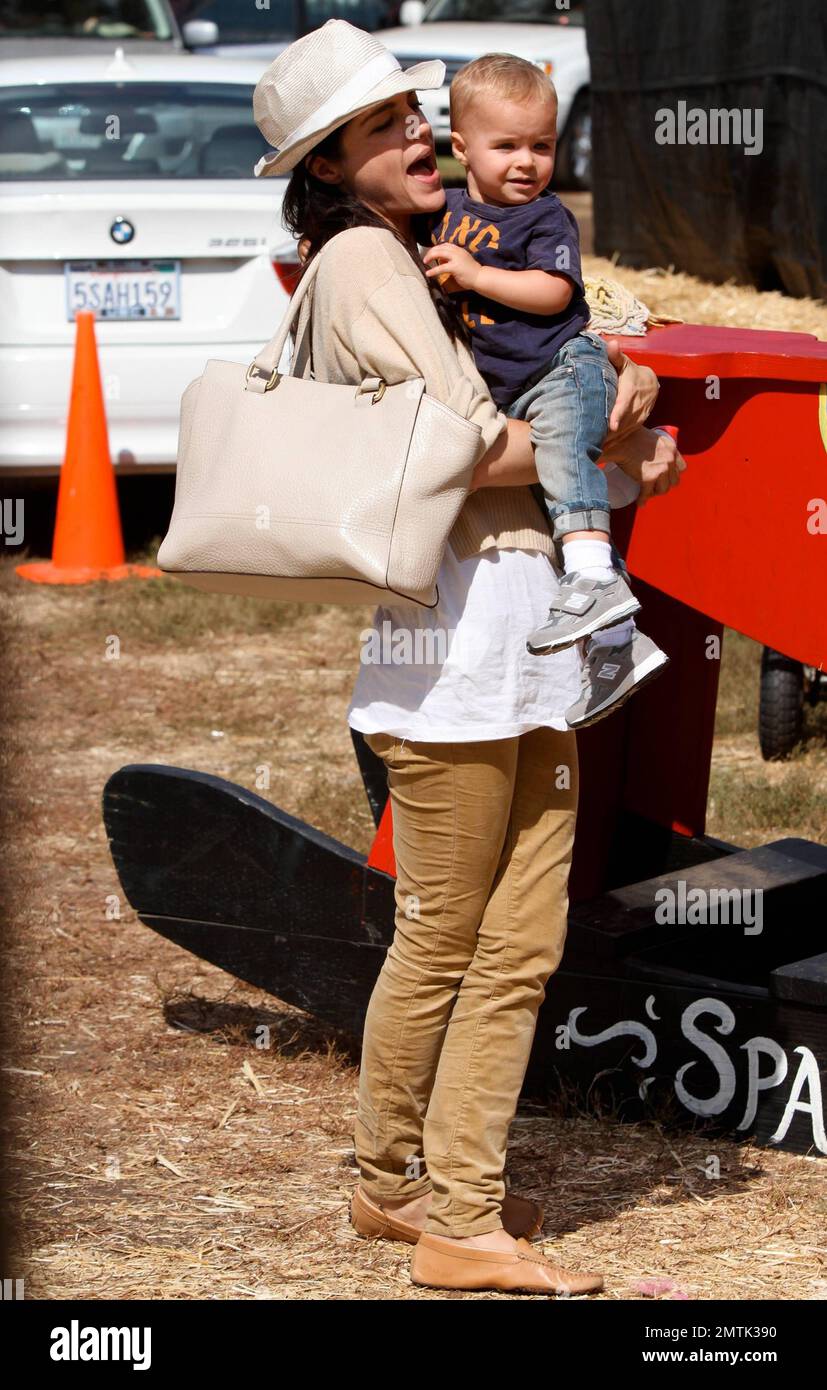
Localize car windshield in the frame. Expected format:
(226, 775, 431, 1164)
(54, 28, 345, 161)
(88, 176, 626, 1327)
(423, 0, 584, 21)
(0, 83, 272, 180)
(0, 0, 174, 39)
(169, 0, 402, 44)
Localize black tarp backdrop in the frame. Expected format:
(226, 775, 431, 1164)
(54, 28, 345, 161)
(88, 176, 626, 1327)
(586, 0, 827, 298)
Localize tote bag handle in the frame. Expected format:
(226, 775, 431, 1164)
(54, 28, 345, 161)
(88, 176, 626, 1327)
(245, 231, 351, 394)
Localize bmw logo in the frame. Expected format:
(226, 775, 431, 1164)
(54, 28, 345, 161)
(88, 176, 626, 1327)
(110, 217, 135, 245)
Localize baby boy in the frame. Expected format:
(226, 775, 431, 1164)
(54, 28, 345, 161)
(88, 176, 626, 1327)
(422, 54, 668, 729)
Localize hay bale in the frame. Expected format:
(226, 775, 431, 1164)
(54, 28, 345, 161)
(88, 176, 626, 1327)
(583, 254, 827, 339)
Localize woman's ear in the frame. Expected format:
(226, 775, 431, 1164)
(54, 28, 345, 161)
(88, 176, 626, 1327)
(305, 151, 343, 186)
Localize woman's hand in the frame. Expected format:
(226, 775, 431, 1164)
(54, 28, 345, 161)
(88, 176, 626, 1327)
(470, 339, 684, 498)
(602, 338, 659, 442)
(599, 341, 686, 502)
(601, 425, 686, 505)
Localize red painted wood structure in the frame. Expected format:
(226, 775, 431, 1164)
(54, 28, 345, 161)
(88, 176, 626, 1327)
(367, 324, 827, 900)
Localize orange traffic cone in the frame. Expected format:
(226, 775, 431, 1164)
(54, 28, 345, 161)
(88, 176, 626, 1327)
(17, 310, 161, 584)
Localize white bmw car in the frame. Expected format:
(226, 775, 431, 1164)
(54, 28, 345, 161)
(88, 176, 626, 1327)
(0, 48, 300, 475)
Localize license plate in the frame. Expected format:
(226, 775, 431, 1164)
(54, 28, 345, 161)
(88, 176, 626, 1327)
(65, 259, 181, 321)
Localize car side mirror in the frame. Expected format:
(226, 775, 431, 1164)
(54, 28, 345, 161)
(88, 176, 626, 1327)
(182, 19, 219, 48)
(399, 1, 426, 25)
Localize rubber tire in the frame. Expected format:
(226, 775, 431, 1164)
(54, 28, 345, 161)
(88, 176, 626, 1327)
(555, 90, 592, 191)
(758, 646, 804, 761)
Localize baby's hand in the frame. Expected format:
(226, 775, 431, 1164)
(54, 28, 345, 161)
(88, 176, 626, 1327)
(437, 272, 462, 295)
(422, 242, 481, 292)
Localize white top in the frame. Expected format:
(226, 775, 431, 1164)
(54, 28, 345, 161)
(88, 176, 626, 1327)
(346, 543, 583, 742)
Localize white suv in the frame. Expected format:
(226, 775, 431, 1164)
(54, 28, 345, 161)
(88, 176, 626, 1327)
(378, 0, 592, 188)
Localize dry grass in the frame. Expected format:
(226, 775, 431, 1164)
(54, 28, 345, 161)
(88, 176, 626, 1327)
(706, 631, 827, 847)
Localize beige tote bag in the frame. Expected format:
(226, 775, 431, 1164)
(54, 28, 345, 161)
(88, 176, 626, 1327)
(156, 230, 483, 607)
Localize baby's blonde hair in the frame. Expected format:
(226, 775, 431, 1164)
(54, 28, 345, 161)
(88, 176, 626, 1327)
(449, 53, 557, 133)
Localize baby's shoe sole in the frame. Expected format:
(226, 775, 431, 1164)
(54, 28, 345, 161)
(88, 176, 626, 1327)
(566, 649, 669, 729)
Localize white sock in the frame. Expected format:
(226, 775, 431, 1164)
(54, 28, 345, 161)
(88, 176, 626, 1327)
(562, 538, 614, 581)
(589, 617, 636, 648)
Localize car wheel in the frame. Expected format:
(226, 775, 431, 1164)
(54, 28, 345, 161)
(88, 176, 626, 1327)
(556, 90, 591, 191)
(758, 646, 804, 761)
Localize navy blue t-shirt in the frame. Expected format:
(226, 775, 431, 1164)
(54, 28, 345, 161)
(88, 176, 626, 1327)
(431, 187, 589, 410)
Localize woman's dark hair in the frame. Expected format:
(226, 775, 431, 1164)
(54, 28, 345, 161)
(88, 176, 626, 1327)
(280, 123, 472, 351)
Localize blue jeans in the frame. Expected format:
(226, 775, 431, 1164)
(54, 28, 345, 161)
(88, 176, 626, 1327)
(506, 330, 627, 575)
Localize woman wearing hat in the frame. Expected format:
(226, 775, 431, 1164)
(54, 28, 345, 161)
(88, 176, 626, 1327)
(253, 19, 682, 1296)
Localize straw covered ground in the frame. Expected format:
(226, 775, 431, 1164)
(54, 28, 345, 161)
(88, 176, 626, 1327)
(2, 583, 825, 1301)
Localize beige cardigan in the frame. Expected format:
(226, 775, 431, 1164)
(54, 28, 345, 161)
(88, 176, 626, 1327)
(289, 224, 556, 563)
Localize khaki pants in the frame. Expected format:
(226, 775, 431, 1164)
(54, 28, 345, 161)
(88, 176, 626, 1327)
(355, 725, 579, 1237)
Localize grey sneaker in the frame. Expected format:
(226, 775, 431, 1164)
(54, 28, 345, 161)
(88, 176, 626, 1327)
(565, 630, 669, 729)
(526, 569, 641, 654)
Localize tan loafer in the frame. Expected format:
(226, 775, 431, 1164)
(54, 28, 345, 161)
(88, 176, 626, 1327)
(410, 1231, 604, 1296)
(349, 1183, 544, 1244)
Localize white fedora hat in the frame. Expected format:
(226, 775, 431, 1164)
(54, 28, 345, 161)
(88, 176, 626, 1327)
(252, 18, 445, 178)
